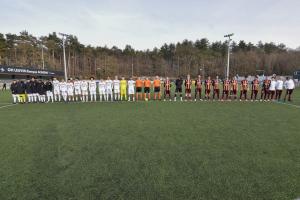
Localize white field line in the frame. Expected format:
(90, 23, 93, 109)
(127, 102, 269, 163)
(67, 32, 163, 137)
(274, 101, 300, 109)
(0, 104, 17, 109)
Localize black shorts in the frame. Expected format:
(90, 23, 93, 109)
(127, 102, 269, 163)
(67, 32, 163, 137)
(175, 88, 182, 93)
(144, 87, 150, 93)
(287, 89, 294, 95)
(165, 90, 170, 95)
(154, 87, 160, 93)
(185, 88, 191, 94)
(136, 87, 142, 93)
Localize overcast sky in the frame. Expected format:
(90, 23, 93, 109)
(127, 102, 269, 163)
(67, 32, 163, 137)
(1, 0, 299, 49)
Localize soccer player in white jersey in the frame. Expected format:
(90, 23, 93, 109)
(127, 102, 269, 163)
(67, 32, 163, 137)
(89, 77, 97, 102)
(284, 77, 295, 102)
(67, 79, 74, 102)
(269, 77, 276, 100)
(73, 78, 82, 101)
(81, 79, 89, 102)
(98, 79, 106, 101)
(128, 77, 135, 101)
(53, 78, 61, 102)
(59, 79, 68, 102)
(113, 76, 121, 101)
(105, 77, 113, 101)
(275, 77, 283, 101)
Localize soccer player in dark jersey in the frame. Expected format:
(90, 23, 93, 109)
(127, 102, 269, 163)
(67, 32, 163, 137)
(251, 75, 260, 101)
(240, 76, 249, 101)
(184, 74, 192, 101)
(222, 78, 231, 101)
(204, 76, 212, 100)
(164, 77, 172, 101)
(260, 77, 271, 101)
(212, 76, 220, 100)
(194, 75, 202, 101)
(231, 77, 238, 100)
(174, 76, 183, 101)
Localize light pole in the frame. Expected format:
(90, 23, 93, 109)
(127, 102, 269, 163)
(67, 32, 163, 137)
(224, 33, 234, 79)
(59, 33, 69, 81)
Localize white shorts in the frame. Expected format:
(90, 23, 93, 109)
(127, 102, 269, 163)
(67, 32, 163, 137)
(128, 87, 135, 95)
(89, 90, 96, 95)
(98, 89, 104, 95)
(75, 89, 81, 95)
(54, 89, 60, 95)
(82, 90, 88, 95)
(114, 89, 120, 94)
(106, 89, 113, 95)
(46, 91, 53, 96)
(68, 90, 74, 96)
(61, 91, 67, 96)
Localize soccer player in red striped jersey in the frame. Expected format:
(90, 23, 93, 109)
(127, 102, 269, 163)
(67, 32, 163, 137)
(251, 75, 260, 101)
(240, 76, 249, 101)
(212, 76, 220, 100)
(164, 77, 172, 101)
(184, 74, 192, 101)
(204, 76, 212, 100)
(194, 75, 203, 101)
(222, 78, 231, 101)
(260, 77, 271, 101)
(231, 77, 238, 100)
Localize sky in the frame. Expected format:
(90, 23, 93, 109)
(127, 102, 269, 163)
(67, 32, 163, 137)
(1, 0, 299, 49)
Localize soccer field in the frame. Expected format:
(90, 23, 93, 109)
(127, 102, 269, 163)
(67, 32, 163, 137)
(0, 90, 300, 200)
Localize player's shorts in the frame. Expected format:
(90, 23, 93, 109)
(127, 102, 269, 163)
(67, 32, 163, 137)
(185, 88, 191, 93)
(99, 88, 106, 95)
(214, 89, 220, 93)
(144, 87, 150, 93)
(75, 89, 81, 95)
(154, 87, 160, 93)
(205, 89, 211, 94)
(223, 90, 229, 95)
(128, 87, 135, 95)
(61, 91, 67, 96)
(89, 90, 96, 95)
(68, 90, 74, 96)
(46, 91, 53, 96)
(121, 88, 126, 95)
(82, 90, 88, 96)
(165, 90, 170, 95)
(287, 89, 293, 94)
(106, 89, 113, 95)
(136, 87, 142, 93)
(175, 87, 182, 93)
(54, 89, 60, 95)
(241, 90, 248, 94)
(195, 88, 202, 93)
(114, 89, 120, 94)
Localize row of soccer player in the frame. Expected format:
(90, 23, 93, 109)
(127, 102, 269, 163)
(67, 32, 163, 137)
(10, 75, 296, 103)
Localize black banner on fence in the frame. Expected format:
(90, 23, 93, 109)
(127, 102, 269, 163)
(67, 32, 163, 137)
(0, 65, 64, 77)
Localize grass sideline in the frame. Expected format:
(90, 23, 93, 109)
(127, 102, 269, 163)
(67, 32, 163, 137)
(0, 89, 299, 200)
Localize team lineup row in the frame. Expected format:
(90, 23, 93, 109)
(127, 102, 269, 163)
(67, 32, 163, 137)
(9, 75, 296, 103)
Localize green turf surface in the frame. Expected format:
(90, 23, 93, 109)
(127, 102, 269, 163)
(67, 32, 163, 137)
(0, 90, 299, 200)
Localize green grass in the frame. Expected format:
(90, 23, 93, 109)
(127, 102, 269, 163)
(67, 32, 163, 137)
(0, 89, 299, 200)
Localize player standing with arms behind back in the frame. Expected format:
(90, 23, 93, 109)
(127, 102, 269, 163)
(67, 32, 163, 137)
(174, 76, 183, 101)
(73, 78, 82, 102)
(222, 78, 231, 101)
(212, 76, 220, 101)
(195, 75, 202, 101)
(80, 79, 89, 102)
(113, 76, 120, 101)
(153, 76, 161, 100)
(251, 75, 260, 101)
(184, 74, 192, 101)
(164, 77, 172, 101)
(275, 77, 283, 101)
(128, 77, 135, 101)
(120, 77, 127, 101)
(240, 76, 249, 101)
(105, 77, 113, 102)
(231, 77, 238, 100)
(53, 78, 61, 102)
(284, 77, 295, 102)
(204, 76, 212, 100)
(135, 77, 143, 101)
(89, 77, 97, 102)
(144, 77, 151, 101)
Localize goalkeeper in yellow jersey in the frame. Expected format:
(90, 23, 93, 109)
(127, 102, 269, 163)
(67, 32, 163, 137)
(120, 77, 127, 101)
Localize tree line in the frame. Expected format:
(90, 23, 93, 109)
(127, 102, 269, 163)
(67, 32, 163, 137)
(0, 30, 299, 79)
